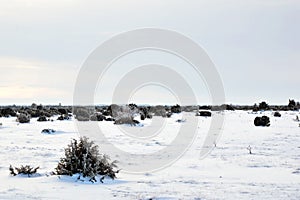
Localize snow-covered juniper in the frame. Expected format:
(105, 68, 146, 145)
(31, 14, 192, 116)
(55, 137, 119, 183)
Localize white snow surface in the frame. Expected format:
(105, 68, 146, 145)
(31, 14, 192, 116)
(0, 111, 299, 200)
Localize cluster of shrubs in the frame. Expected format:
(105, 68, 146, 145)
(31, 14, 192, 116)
(0, 103, 73, 123)
(0, 107, 17, 117)
(1, 101, 299, 128)
(0, 99, 299, 119)
(196, 111, 212, 117)
(73, 104, 183, 125)
(252, 100, 300, 112)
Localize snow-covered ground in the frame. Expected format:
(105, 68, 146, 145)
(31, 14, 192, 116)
(0, 110, 299, 199)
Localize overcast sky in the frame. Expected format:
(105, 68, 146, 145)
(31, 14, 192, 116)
(0, 0, 299, 105)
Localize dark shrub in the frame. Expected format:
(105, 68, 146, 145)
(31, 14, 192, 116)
(31, 103, 37, 109)
(90, 113, 105, 121)
(37, 104, 43, 110)
(97, 114, 105, 121)
(226, 104, 235, 111)
(1, 108, 16, 117)
(55, 137, 119, 183)
(58, 108, 68, 115)
(252, 104, 259, 112)
(41, 129, 56, 134)
(9, 165, 39, 177)
(102, 110, 110, 116)
(171, 104, 181, 113)
(254, 117, 261, 126)
(28, 109, 45, 118)
(288, 99, 296, 108)
(57, 115, 70, 121)
(254, 116, 270, 127)
(147, 113, 153, 119)
(288, 99, 297, 110)
(166, 112, 172, 118)
(37, 116, 47, 122)
(139, 107, 152, 119)
(274, 112, 281, 117)
(57, 115, 64, 121)
(17, 114, 30, 123)
(196, 111, 212, 117)
(259, 101, 269, 110)
(105, 117, 114, 121)
(199, 105, 211, 110)
(128, 103, 138, 110)
(140, 113, 145, 120)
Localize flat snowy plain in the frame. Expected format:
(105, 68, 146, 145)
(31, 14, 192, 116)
(0, 110, 299, 199)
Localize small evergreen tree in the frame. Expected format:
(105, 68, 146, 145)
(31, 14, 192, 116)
(55, 137, 119, 183)
(171, 104, 181, 113)
(258, 101, 269, 110)
(288, 99, 296, 108)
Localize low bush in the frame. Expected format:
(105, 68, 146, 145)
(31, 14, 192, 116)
(258, 101, 269, 110)
(140, 113, 145, 120)
(17, 113, 30, 123)
(90, 113, 105, 121)
(55, 137, 119, 183)
(37, 116, 47, 122)
(288, 99, 296, 108)
(171, 104, 181, 113)
(57, 114, 70, 121)
(41, 129, 56, 134)
(196, 111, 212, 117)
(150, 106, 167, 117)
(9, 165, 39, 177)
(74, 108, 90, 121)
(254, 116, 270, 127)
(114, 114, 140, 125)
(113, 106, 139, 125)
(274, 112, 281, 117)
(1, 108, 16, 117)
(105, 117, 114, 121)
(166, 112, 172, 118)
